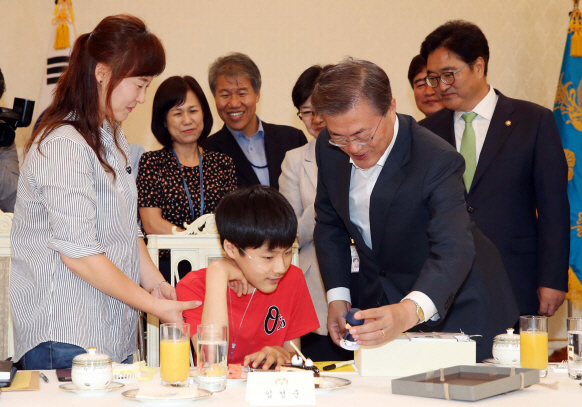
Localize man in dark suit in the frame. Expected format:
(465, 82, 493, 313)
(203, 52, 307, 189)
(419, 21, 570, 317)
(312, 59, 518, 361)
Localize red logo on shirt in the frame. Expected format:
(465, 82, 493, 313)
(264, 305, 286, 335)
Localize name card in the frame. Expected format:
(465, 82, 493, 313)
(245, 371, 316, 406)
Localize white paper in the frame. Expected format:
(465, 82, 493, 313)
(246, 371, 316, 406)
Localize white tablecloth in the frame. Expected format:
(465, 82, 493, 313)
(1, 368, 579, 406)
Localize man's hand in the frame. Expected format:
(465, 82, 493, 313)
(243, 346, 291, 371)
(327, 300, 350, 346)
(538, 287, 567, 317)
(349, 301, 418, 346)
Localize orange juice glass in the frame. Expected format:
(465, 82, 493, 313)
(160, 323, 190, 386)
(520, 316, 548, 377)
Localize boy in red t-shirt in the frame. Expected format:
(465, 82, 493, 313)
(176, 186, 319, 370)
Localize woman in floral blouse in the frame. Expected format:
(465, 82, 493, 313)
(138, 76, 237, 281)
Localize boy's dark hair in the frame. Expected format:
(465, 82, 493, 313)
(420, 20, 490, 76)
(215, 185, 297, 251)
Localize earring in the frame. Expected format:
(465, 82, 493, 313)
(99, 80, 103, 84)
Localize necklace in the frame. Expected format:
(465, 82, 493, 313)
(228, 287, 257, 360)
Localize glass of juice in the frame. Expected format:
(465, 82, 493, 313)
(520, 315, 548, 378)
(197, 324, 227, 392)
(160, 323, 191, 386)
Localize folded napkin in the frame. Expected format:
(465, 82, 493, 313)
(136, 373, 199, 400)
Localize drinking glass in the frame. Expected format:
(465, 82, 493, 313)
(567, 317, 582, 379)
(160, 323, 191, 386)
(520, 316, 548, 377)
(197, 324, 228, 392)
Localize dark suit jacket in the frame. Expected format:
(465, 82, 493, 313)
(314, 114, 519, 361)
(420, 90, 570, 315)
(202, 122, 307, 190)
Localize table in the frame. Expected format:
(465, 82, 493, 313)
(1, 368, 580, 406)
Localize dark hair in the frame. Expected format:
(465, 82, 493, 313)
(292, 65, 323, 109)
(215, 185, 297, 251)
(27, 14, 166, 176)
(208, 52, 261, 95)
(0, 68, 5, 99)
(151, 76, 213, 148)
(311, 58, 391, 116)
(420, 20, 489, 76)
(407, 54, 427, 88)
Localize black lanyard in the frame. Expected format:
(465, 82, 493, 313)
(171, 148, 204, 221)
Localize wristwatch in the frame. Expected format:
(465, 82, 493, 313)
(407, 299, 425, 325)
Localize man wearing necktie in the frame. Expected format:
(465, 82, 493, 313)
(419, 20, 570, 318)
(313, 59, 518, 361)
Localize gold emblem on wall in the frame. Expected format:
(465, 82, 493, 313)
(555, 73, 582, 131)
(572, 212, 582, 237)
(566, 149, 576, 181)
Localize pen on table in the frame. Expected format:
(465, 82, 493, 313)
(39, 373, 49, 383)
(323, 360, 355, 371)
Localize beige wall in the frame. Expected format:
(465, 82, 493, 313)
(0, 0, 571, 151)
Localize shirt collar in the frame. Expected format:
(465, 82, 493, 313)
(454, 85, 498, 123)
(350, 115, 399, 171)
(227, 115, 264, 140)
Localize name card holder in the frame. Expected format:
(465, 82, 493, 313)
(245, 371, 316, 406)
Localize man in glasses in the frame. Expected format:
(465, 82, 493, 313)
(407, 54, 444, 117)
(419, 20, 569, 319)
(312, 59, 518, 361)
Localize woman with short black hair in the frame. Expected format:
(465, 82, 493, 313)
(138, 76, 237, 281)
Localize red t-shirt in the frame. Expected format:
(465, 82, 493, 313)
(176, 265, 319, 364)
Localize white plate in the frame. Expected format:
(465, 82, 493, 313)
(227, 378, 247, 386)
(482, 358, 521, 368)
(121, 388, 212, 405)
(59, 381, 124, 396)
(315, 376, 351, 395)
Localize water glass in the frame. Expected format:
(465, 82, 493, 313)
(520, 315, 548, 377)
(160, 323, 191, 386)
(567, 317, 582, 379)
(197, 324, 227, 392)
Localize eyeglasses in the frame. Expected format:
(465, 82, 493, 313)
(297, 110, 314, 121)
(328, 114, 385, 147)
(425, 63, 469, 88)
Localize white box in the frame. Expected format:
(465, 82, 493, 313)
(354, 333, 476, 377)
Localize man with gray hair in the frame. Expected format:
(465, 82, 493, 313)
(203, 52, 307, 189)
(313, 59, 518, 360)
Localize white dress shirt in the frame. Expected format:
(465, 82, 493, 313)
(326, 116, 438, 323)
(454, 85, 499, 161)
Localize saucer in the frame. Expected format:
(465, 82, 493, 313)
(315, 376, 351, 395)
(482, 358, 521, 368)
(121, 388, 212, 405)
(59, 381, 124, 396)
(227, 378, 247, 386)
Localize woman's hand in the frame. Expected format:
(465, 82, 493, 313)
(155, 298, 201, 324)
(243, 346, 291, 371)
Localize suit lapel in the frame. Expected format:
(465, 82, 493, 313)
(369, 114, 410, 257)
(436, 109, 456, 148)
(471, 91, 515, 191)
(263, 122, 279, 187)
(217, 125, 260, 185)
(303, 140, 318, 189)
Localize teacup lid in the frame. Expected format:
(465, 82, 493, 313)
(72, 347, 112, 365)
(493, 328, 520, 343)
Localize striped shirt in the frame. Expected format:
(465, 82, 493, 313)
(10, 122, 143, 363)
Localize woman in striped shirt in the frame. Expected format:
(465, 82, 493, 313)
(9, 15, 199, 370)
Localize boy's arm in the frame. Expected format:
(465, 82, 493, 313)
(197, 259, 249, 348)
